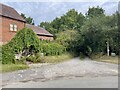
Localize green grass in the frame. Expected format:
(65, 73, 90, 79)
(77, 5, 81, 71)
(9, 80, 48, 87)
(0, 53, 74, 73)
(92, 55, 119, 64)
(0, 64, 29, 73)
(44, 53, 74, 63)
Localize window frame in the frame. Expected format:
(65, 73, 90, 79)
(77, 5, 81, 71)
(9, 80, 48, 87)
(9, 24, 18, 32)
(10, 24, 14, 31)
(14, 24, 17, 31)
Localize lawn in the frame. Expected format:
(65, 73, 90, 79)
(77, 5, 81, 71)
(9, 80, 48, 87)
(93, 55, 119, 64)
(0, 64, 29, 73)
(0, 53, 74, 73)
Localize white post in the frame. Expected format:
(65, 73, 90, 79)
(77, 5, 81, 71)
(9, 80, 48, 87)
(107, 41, 110, 56)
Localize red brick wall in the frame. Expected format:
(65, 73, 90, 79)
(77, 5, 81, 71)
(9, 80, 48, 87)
(0, 16, 25, 44)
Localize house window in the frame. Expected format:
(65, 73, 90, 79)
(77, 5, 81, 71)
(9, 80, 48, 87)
(10, 24, 18, 31)
(14, 24, 17, 31)
(10, 24, 14, 31)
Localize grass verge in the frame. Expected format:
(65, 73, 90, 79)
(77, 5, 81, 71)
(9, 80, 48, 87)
(44, 53, 74, 63)
(92, 55, 119, 64)
(0, 64, 29, 73)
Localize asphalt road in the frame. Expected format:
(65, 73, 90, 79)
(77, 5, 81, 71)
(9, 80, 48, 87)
(3, 76, 118, 88)
(1, 57, 118, 88)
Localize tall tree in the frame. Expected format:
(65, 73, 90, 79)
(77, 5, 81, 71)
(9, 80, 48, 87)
(21, 13, 34, 25)
(86, 6, 105, 18)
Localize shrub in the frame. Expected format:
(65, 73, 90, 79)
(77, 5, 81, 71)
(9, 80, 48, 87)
(2, 44, 15, 64)
(9, 27, 41, 54)
(79, 52, 85, 60)
(26, 53, 44, 63)
(90, 53, 104, 59)
(41, 42, 66, 56)
(26, 55, 36, 63)
(2, 28, 41, 64)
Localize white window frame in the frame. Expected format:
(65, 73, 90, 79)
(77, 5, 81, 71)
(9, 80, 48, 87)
(9, 24, 18, 31)
(10, 24, 14, 31)
(14, 24, 17, 31)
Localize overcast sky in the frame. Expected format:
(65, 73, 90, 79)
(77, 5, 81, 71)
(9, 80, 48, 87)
(1, 1, 119, 25)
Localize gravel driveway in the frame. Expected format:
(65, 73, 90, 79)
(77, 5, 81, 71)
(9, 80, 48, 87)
(1, 57, 118, 88)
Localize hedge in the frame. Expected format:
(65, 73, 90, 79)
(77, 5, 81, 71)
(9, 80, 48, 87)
(2, 28, 41, 64)
(41, 42, 66, 56)
(2, 44, 15, 64)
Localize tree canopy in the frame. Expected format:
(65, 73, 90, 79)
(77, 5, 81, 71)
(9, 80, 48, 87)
(21, 13, 35, 25)
(39, 6, 119, 56)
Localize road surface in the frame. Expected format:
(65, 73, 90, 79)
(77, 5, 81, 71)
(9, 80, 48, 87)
(1, 57, 118, 88)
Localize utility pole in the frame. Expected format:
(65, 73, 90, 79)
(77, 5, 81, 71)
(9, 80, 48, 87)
(106, 41, 110, 56)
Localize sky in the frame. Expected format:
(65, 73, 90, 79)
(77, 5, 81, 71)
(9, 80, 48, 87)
(1, 1, 119, 25)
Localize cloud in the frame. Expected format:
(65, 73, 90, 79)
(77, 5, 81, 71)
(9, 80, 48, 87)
(2, 1, 118, 25)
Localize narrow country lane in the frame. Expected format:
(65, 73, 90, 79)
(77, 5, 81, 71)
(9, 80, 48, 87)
(1, 57, 118, 88)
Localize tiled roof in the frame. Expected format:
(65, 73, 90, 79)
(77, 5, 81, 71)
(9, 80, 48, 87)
(0, 3, 26, 22)
(26, 24, 53, 37)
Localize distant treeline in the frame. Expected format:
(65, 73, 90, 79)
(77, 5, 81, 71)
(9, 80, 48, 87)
(39, 6, 119, 56)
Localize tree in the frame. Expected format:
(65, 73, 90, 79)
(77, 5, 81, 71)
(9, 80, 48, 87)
(21, 13, 34, 25)
(62, 9, 78, 29)
(76, 13, 85, 29)
(8, 28, 41, 56)
(39, 22, 58, 35)
(39, 9, 85, 35)
(86, 6, 105, 18)
(55, 29, 78, 51)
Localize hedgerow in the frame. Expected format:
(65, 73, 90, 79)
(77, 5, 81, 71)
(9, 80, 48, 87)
(41, 41, 66, 56)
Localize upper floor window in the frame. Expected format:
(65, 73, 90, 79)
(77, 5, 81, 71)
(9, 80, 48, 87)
(14, 24, 17, 31)
(10, 24, 18, 31)
(10, 24, 14, 31)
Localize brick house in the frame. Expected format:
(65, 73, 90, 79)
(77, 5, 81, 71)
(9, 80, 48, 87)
(0, 3, 53, 45)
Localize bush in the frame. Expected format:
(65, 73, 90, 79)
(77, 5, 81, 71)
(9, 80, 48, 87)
(79, 52, 85, 60)
(2, 44, 15, 64)
(9, 27, 40, 54)
(15, 57, 26, 64)
(2, 28, 41, 64)
(90, 53, 104, 59)
(26, 53, 44, 63)
(26, 56, 36, 63)
(41, 42, 66, 56)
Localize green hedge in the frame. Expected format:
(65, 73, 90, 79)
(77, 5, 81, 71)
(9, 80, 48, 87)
(2, 44, 15, 64)
(2, 28, 41, 64)
(41, 42, 66, 56)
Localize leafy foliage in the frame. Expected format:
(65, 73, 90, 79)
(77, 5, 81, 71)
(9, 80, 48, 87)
(2, 28, 41, 64)
(55, 30, 78, 51)
(9, 28, 41, 55)
(76, 13, 118, 56)
(2, 44, 15, 64)
(21, 13, 34, 25)
(39, 9, 85, 35)
(86, 6, 105, 18)
(40, 7, 118, 57)
(40, 41, 66, 56)
(2, 6, 119, 65)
